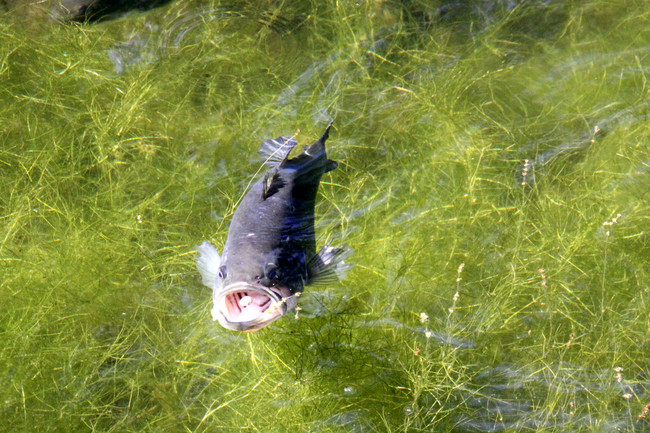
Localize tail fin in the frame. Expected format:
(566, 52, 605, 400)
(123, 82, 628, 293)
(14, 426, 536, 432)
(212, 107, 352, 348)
(288, 119, 338, 181)
(305, 119, 335, 156)
(258, 136, 297, 168)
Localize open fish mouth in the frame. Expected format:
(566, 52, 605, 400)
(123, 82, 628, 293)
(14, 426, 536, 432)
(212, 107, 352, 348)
(211, 282, 295, 332)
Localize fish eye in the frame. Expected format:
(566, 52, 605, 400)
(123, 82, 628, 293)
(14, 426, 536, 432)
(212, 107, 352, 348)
(267, 267, 278, 280)
(218, 266, 227, 279)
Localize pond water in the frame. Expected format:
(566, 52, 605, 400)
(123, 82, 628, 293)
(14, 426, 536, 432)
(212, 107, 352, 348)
(1, 1, 649, 431)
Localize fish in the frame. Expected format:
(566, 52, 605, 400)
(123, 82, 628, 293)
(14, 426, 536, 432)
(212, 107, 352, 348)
(51, 0, 172, 23)
(196, 120, 351, 332)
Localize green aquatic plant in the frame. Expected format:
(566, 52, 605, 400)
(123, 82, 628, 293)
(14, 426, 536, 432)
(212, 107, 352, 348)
(1, 0, 649, 431)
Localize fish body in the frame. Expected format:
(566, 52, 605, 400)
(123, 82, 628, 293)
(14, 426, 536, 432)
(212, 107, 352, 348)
(197, 121, 350, 331)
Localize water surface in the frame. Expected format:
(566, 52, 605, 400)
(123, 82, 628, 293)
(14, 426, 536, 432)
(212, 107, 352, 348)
(0, 1, 649, 431)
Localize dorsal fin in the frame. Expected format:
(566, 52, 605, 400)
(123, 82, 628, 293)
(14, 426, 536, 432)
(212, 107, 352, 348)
(261, 169, 285, 199)
(259, 136, 297, 168)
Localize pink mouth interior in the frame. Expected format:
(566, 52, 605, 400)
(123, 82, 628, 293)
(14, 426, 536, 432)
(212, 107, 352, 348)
(224, 290, 275, 322)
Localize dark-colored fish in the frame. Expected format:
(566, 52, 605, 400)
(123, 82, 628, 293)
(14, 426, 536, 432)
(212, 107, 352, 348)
(51, 0, 172, 22)
(197, 121, 351, 331)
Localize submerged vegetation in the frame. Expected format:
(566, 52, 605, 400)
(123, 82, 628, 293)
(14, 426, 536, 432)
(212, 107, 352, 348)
(1, 0, 648, 431)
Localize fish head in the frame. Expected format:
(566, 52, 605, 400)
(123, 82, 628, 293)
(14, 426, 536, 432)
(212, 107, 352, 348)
(211, 281, 298, 332)
(198, 241, 297, 331)
(210, 246, 306, 331)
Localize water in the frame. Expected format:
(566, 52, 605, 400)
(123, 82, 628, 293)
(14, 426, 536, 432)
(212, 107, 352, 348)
(1, 1, 649, 432)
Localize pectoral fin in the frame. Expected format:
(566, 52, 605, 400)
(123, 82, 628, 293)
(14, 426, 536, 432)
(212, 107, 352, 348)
(196, 241, 221, 288)
(306, 244, 353, 286)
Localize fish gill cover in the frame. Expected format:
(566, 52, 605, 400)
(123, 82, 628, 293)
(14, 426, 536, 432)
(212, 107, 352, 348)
(0, 0, 648, 432)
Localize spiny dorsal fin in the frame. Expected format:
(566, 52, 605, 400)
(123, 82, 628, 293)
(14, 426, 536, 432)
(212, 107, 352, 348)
(259, 136, 297, 168)
(262, 169, 285, 199)
(306, 243, 353, 286)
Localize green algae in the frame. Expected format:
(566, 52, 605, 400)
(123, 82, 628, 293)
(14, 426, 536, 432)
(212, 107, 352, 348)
(1, 1, 649, 431)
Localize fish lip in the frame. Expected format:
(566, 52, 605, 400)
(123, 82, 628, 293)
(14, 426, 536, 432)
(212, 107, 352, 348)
(212, 282, 294, 332)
